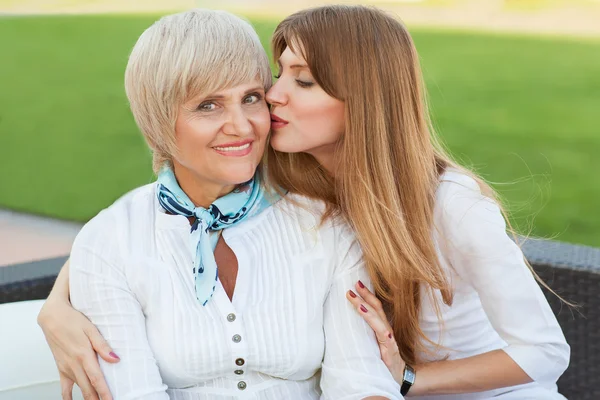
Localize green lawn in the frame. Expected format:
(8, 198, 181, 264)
(0, 14, 598, 246)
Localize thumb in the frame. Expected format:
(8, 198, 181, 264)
(86, 326, 120, 363)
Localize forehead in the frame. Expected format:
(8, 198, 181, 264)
(190, 78, 264, 101)
(278, 47, 308, 69)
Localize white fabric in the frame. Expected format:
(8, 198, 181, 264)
(0, 300, 83, 400)
(413, 171, 570, 400)
(69, 185, 401, 400)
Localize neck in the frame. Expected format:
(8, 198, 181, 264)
(309, 148, 338, 178)
(172, 162, 235, 208)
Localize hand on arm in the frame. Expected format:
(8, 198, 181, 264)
(321, 233, 401, 400)
(69, 241, 169, 399)
(348, 284, 531, 397)
(38, 259, 118, 400)
(349, 176, 569, 396)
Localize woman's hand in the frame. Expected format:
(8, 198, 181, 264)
(346, 281, 406, 385)
(37, 264, 119, 400)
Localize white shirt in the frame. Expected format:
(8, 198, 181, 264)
(69, 185, 401, 400)
(414, 171, 570, 399)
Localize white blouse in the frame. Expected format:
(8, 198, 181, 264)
(415, 171, 570, 400)
(69, 185, 401, 400)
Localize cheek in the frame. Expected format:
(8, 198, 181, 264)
(251, 106, 272, 140)
(174, 118, 216, 160)
(301, 98, 344, 143)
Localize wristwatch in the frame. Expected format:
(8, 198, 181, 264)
(400, 364, 416, 396)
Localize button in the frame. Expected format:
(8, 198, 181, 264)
(237, 381, 247, 390)
(227, 313, 236, 322)
(235, 358, 245, 366)
(234, 369, 244, 375)
(232, 334, 242, 343)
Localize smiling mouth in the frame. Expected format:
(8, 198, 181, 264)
(212, 141, 254, 157)
(213, 143, 251, 152)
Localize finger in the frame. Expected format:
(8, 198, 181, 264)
(60, 375, 74, 400)
(85, 325, 119, 364)
(346, 290, 394, 345)
(83, 359, 113, 400)
(72, 366, 100, 400)
(355, 280, 387, 321)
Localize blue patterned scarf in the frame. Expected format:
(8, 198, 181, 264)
(157, 166, 279, 306)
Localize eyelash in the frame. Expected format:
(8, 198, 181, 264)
(295, 80, 314, 88)
(274, 71, 314, 88)
(244, 93, 263, 105)
(196, 93, 263, 111)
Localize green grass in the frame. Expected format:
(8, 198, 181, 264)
(0, 15, 598, 247)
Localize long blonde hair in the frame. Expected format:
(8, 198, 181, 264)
(267, 5, 552, 365)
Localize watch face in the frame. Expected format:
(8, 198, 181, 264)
(405, 368, 416, 383)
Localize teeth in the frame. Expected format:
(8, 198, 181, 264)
(214, 143, 251, 152)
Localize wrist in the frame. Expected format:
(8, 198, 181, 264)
(400, 364, 416, 397)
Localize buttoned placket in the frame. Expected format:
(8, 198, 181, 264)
(213, 284, 250, 393)
(210, 226, 253, 394)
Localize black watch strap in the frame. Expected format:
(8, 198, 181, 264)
(400, 364, 416, 396)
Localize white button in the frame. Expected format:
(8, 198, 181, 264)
(227, 313, 236, 322)
(232, 334, 242, 343)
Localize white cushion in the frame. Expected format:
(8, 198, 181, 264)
(0, 300, 83, 400)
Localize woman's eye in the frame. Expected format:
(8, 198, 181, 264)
(296, 79, 314, 88)
(197, 102, 216, 111)
(243, 93, 263, 104)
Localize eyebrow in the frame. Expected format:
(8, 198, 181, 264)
(277, 60, 309, 70)
(206, 86, 264, 100)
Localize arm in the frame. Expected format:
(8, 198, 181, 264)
(69, 230, 169, 399)
(351, 178, 570, 396)
(416, 179, 569, 394)
(38, 259, 118, 400)
(320, 232, 401, 400)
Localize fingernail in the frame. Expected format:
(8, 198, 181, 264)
(360, 305, 368, 313)
(348, 290, 357, 298)
(388, 333, 393, 339)
(110, 352, 120, 360)
(358, 280, 365, 289)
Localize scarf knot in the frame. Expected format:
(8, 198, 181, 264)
(157, 166, 280, 305)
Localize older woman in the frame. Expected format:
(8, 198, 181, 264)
(43, 9, 400, 400)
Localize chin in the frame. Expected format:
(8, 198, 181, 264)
(220, 164, 259, 185)
(270, 137, 304, 154)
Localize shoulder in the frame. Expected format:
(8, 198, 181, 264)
(435, 170, 498, 222)
(72, 184, 156, 255)
(434, 170, 506, 243)
(266, 193, 359, 256)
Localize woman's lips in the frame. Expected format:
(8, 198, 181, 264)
(270, 114, 288, 129)
(212, 140, 254, 157)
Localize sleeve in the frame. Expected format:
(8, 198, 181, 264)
(436, 176, 570, 384)
(320, 229, 402, 400)
(69, 218, 169, 400)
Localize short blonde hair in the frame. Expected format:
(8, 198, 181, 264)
(124, 9, 272, 173)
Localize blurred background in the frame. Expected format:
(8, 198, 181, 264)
(1, 0, 599, 267)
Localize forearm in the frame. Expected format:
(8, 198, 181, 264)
(48, 259, 71, 303)
(409, 349, 532, 396)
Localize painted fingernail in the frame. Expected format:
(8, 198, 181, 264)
(360, 305, 368, 313)
(388, 333, 393, 339)
(348, 290, 357, 298)
(358, 280, 365, 289)
(110, 352, 120, 360)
